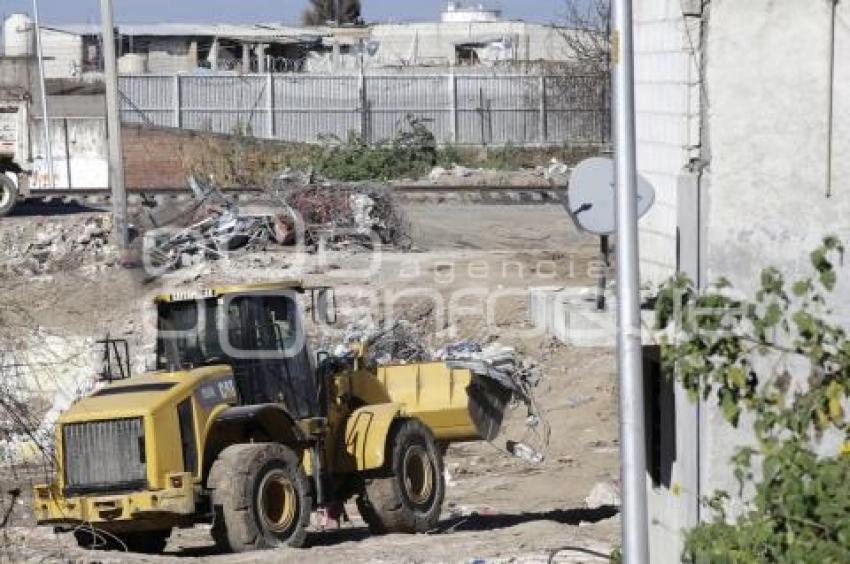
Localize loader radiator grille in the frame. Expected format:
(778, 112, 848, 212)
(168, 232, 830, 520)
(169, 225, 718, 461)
(63, 418, 147, 494)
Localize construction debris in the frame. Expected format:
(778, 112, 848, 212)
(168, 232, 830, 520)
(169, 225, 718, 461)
(0, 216, 117, 276)
(144, 178, 412, 273)
(585, 480, 622, 509)
(275, 183, 412, 249)
(331, 323, 550, 464)
(440, 341, 550, 463)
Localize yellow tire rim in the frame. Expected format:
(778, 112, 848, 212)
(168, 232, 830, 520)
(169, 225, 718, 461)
(403, 445, 434, 505)
(258, 469, 297, 534)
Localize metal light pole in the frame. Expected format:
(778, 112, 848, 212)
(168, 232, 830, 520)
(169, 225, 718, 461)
(99, 0, 128, 248)
(31, 0, 53, 187)
(611, 0, 649, 561)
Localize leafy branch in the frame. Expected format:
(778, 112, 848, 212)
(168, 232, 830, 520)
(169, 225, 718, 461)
(655, 236, 850, 562)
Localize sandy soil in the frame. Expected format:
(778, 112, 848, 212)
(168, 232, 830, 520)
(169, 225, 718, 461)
(0, 202, 620, 563)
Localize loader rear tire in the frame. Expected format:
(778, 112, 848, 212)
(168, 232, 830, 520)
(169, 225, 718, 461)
(0, 175, 17, 217)
(357, 418, 445, 534)
(208, 443, 312, 553)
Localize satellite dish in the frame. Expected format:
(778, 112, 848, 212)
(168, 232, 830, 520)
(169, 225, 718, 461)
(565, 157, 655, 235)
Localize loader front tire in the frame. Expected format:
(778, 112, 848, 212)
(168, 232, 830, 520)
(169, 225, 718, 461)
(208, 443, 312, 553)
(357, 418, 445, 534)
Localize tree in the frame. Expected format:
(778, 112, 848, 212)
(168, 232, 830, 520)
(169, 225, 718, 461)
(559, 0, 611, 71)
(302, 0, 362, 26)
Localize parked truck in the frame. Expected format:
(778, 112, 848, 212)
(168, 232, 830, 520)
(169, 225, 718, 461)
(0, 92, 30, 216)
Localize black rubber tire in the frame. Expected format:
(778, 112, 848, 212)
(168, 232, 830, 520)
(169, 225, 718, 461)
(0, 175, 17, 217)
(357, 418, 445, 534)
(73, 528, 170, 554)
(208, 443, 312, 553)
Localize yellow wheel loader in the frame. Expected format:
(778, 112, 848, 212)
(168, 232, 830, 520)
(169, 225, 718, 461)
(33, 281, 535, 554)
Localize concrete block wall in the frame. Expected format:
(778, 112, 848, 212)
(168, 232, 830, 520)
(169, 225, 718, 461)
(634, 0, 702, 286)
(632, 2, 704, 562)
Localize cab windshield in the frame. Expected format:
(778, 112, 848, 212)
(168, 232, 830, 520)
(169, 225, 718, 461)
(155, 295, 300, 371)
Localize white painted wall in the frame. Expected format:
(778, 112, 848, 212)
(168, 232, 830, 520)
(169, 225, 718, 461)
(635, 0, 850, 561)
(635, 0, 702, 286)
(698, 0, 850, 526)
(705, 1, 850, 296)
(30, 117, 108, 189)
(369, 22, 574, 66)
(147, 37, 198, 74)
(633, 1, 704, 562)
(40, 28, 83, 78)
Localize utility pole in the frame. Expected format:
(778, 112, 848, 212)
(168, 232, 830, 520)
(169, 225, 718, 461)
(100, 0, 128, 248)
(31, 0, 53, 187)
(611, 0, 649, 561)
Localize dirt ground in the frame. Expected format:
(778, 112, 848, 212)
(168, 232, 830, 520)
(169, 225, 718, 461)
(0, 200, 620, 563)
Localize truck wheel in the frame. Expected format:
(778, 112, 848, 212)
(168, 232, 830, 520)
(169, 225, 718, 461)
(357, 419, 445, 534)
(73, 528, 170, 553)
(0, 175, 17, 217)
(208, 443, 312, 553)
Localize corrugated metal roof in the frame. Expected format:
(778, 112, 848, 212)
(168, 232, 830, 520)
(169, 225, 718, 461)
(43, 23, 325, 42)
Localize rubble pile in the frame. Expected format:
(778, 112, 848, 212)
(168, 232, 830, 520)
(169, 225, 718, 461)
(0, 216, 117, 276)
(145, 178, 412, 273)
(363, 320, 432, 366)
(277, 183, 412, 249)
(329, 321, 550, 463)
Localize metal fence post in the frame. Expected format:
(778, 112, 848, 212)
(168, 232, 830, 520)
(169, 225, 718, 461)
(539, 74, 548, 144)
(267, 73, 275, 139)
(173, 75, 181, 128)
(450, 72, 458, 144)
(359, 70, 369, 143)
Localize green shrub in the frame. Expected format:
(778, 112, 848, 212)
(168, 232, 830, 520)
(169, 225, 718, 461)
(655, 237, 850, 563)
(314, 115, 439, 181)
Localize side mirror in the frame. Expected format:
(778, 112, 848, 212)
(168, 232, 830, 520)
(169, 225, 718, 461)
(97, 336, 132, 382)
(311, 287, 337, 326)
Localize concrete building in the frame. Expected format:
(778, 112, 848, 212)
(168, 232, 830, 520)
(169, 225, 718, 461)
(630, 1, 849, 562)
(34, 23, 323, 77)
(531, 0, 847, 561)
(1, 3, 579, 79)
(318, 3, 577, 71)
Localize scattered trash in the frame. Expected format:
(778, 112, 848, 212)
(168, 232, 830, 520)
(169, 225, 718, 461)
(444, 463, 459, 487)
(585, 481, 621, 509)
(544, 158, 569, 183)
(506, 440, 544, 464)
(429, 166, 447, 182)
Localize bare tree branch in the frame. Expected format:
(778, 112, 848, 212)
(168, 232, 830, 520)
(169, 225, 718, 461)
(302, 0, 362, 26)
(559, 0, 611, 72)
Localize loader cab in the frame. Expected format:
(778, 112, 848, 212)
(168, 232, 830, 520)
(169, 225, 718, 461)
(154, 283, 325, 419)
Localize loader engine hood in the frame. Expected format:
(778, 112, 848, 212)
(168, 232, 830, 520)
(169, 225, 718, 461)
(55, 365, 239, 494)
(58, 365, 236, 423)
